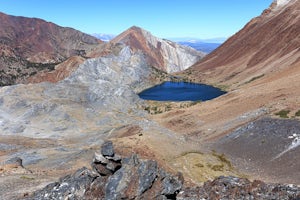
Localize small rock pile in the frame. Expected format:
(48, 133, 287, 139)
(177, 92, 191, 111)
(25, 141, 183, 200)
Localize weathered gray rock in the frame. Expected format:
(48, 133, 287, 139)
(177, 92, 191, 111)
(106, 161, 121, 172)
(106, 154, 122, 162)
(27, 167, 98, 200)
(161, 174, 183, 197)
(4, 157, 23, 168)
(177, 176, 300, 200)
(137, 160, 158, 195)
(93, 152, 109, 164)
(92, 162, 113, 176)
(101, 141, 114, 157)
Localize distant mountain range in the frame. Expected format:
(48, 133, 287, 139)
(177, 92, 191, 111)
(169, 37, 227, 44)
(91, 33, 115, 42)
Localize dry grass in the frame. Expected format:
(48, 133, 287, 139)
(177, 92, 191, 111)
(169, 151, 240, 183)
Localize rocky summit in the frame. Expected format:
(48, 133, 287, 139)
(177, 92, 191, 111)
(110, 26, 206, 73)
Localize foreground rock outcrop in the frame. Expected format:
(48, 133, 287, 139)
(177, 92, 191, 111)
(25, 142, 300, 200)
(26, 141, 184, 200)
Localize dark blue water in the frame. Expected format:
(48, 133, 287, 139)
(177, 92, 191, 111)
(138, 81, 226, 101)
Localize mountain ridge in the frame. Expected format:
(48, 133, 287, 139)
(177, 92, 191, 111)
(0, 11, 103, 86)
(183, 0, 300, 87)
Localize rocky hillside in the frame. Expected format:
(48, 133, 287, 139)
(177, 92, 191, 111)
(109, 26, 206, 73)
(0, 12, 102, 85)
(0, 47, 151, 139)
(184, 0, 300, 88)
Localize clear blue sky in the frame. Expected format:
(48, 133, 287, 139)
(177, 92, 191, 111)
(0, 0, 273, 39)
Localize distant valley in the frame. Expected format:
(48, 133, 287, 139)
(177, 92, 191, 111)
(177, 41, 222, 53)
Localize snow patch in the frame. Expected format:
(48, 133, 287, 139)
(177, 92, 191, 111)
(273, 133, 300, 160)
(275, 0, 291, 7)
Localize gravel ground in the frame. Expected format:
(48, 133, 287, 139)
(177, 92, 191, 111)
(215, 117, 300, 185)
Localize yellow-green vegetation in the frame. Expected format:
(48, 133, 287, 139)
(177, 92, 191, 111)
(143, 100, 201, 115)
(212, 150, 233, 170)
(20, 175, 35, 180)
(149, 66, 170, 82)
(295, 110, 300, 117)
(169, 151, 241, 183)
(213, 84, 230, 92)
(275, 109, 290, 118)
(179, 150, 204, 157)
(244, 74, 265, 84)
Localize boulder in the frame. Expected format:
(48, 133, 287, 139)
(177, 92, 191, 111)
(28, 167, 98, 200)
(101, 141, 114, 157)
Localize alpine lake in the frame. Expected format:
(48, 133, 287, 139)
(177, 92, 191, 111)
(139, 81, 226, 102)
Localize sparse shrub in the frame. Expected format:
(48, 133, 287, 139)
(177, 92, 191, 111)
(30, 71, 37, 76)
(295, 110, 300, 117)
(212, 150, 233, 170)
(20, 176, 35, 180)
(275, 110, 290, 118)
(245, 74, 265, 84)
(195, 163, 204, 168)
(211, 164, 224, 171)
(179, 151, 203, 157)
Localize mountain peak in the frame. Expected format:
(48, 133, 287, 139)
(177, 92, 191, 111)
(111, 26, 205, 73)
(128, 25, 144, 31)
